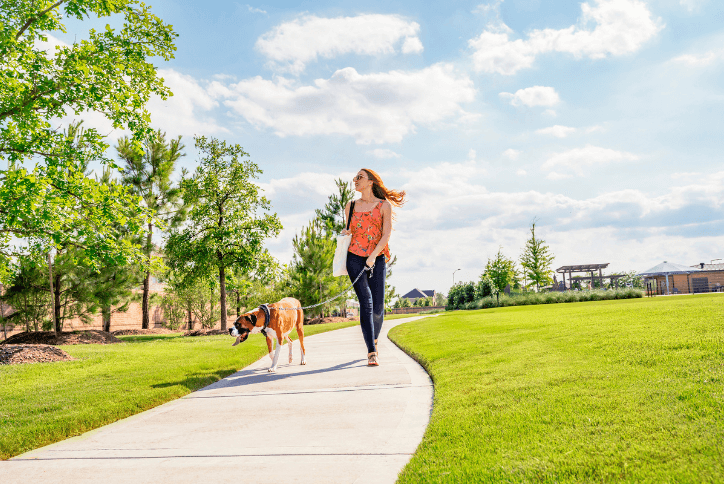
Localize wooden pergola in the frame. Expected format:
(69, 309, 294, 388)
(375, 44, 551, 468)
(555, 264, 626, 290)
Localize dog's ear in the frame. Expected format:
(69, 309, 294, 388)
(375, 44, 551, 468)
(231, 336, 242, 347)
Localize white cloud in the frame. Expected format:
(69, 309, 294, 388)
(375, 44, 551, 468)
(247, 5, 267, 14)
(256, 14, 424, 74)
(224, 64, 476, 144)
(516, 168, 527, 176)
(147, 69, 228, 136)
(34, 33, 69, 57)
(261, 163, 724, 295)
(542, 144, 639, 179)
(500, 86, 560, 107)
(503, 149, 521, 160)
(470, 0, 664, 75)
(536, 125, 577, 138)
(672, 52, 719, 67)
(368, 149, 402, 159)
(680, 0, 706, 12)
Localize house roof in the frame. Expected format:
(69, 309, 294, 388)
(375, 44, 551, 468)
(691, 263, 724, 271)
(401, 288, 435, 299)
(638, 261, 701, 276)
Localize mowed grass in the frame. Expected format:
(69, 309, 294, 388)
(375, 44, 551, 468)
(388, 294, 724, 483)
(0, 321, 357, 460)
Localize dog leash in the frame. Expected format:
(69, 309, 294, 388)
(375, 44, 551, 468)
(274, 264, 374, 311)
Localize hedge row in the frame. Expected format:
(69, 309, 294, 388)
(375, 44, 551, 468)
(456, 288, 644, 310)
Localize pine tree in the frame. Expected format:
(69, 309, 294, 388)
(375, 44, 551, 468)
(117, 131, 188, 329)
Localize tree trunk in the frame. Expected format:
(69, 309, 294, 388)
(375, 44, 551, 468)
(236, 291, 240, 319)
(219, 262, 227, 331)
(187, 306, 193, 330)
(47, 252, 58, 334)
(141, 223, 153, 329)
(54, 273, 62, 332)
(102, 307, 111, 332)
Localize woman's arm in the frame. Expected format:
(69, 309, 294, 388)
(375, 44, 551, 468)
(341, 200, 352, 235)
(366, 201, 392, 267)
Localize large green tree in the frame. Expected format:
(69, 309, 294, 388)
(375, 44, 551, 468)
(0, 0, 176, 274)
(165, 136, 281, 331)
(484, 248, 518, 305)
(116, 130, 187, 329)
(519, 222, 555, 292)
(315, 178, 355, 235)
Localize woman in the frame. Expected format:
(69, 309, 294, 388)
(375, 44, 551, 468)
(342, 168, 405, 366)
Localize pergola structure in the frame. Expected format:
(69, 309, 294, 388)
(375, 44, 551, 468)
(555, 264, 625, 290)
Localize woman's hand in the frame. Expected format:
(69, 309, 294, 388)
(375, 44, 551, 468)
(366, 255, 376, 268)
(340, 229, 351, 236)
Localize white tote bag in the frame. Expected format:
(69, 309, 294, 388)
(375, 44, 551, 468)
(332, 201, 355, 277)
(332, 234, 352, 277)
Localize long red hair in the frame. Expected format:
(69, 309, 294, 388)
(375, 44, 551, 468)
(361, 168, 406, 207)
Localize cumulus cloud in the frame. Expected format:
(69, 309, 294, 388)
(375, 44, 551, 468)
(470, 0, 664, 75)
(542, 144, 639, 179)
(503, 149, 521, 160)
(246, 4, 267, 14)
(672, 52, 719, 67)
(147, 69, 228, 136)
(368, 149, 402, 159)
(500, 86, 560, 107)
(224, 64, 476, 144)
(256, 14, 424, 74)
(263, 163, 724, 293)
(536, 125, 577, 138)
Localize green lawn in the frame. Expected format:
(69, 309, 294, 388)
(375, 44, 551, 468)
(0, 321, 357, 460)
(388, 294, 724, 483)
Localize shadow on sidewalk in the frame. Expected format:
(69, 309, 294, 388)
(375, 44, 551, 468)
(193, 359, 366, 392)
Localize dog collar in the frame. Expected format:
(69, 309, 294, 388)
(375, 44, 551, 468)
(258, 304, 271, 337)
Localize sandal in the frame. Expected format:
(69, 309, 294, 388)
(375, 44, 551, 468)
(367, 352, 379, 366)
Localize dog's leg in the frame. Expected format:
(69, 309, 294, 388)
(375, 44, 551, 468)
(266, 335, 274, 360)
(269, 335, 282, 372)
(287, 336, 293, 363)
(296, 310, 306, 365)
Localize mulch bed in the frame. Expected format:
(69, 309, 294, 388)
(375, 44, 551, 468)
(1, 330, 123, 346)
(112, 328, 184, 336)
(304, 316, 358, 325)
(0, 344, 75, 365)
(183, 329, 227, 337)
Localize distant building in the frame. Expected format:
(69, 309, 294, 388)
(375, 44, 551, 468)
(638, 261, 724, 295)
(400, 288, 436, 305)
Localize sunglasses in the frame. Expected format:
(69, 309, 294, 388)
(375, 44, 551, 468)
(353, 174, 367, 182)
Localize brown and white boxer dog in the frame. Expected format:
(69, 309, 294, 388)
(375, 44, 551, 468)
(229, 297, 306, 373)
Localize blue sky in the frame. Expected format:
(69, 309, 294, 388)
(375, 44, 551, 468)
(53, 0, 724, 294)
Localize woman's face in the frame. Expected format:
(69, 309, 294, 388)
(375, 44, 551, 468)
(353, 170, 372, 192)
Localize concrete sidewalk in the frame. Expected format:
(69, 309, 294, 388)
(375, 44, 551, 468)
(2, 316, 434, 484)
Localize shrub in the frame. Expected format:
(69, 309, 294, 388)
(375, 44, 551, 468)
(448, 288, 644, 311)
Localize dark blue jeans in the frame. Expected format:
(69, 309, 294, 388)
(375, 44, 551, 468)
(346, 252, 386, 354)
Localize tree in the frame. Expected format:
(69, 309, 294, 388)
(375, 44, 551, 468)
(315, 178, 355, 235)
(485, 248, 518, 305)
(519, 222, 555, 292)
(289, 220, 345, 318)
(434, 292, 446, 307)
(1, 257, 51, 332)
(165, 136, 281, 331)
(117, 130, 187, 329)
(476, 274, 495, 299)
(1, 0, 176, 274)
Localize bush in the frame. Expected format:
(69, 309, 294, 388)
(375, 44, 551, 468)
(446, 288, 644, 312)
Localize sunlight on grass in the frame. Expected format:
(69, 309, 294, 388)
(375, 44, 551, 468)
(0, 321, 357, 460)
(389, 294, 724, 483)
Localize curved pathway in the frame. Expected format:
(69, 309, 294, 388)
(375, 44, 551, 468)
(2, 316, 434, 484)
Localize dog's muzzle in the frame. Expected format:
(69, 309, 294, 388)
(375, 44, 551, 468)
(229, 326, 250, 346)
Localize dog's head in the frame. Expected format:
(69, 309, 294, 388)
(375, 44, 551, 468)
(229, 309, 266, 346)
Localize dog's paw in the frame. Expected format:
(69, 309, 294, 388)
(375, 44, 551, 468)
(267, 367, 276, 373)
(288, 355, 293, 364)
(300, 358, 307, 366)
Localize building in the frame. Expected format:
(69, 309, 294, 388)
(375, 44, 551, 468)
(638, 261, 724, 295)
(400, 288, 436, 305)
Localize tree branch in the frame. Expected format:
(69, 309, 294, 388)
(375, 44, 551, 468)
(15, 0, 66, 41)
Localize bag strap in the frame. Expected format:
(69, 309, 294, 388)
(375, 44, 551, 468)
(346, 201, 355, 230)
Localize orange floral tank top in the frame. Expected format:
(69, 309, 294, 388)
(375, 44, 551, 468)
(348, 201, 390, 261)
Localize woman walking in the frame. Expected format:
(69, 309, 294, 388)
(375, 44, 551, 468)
(342, 168, 405, 366)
